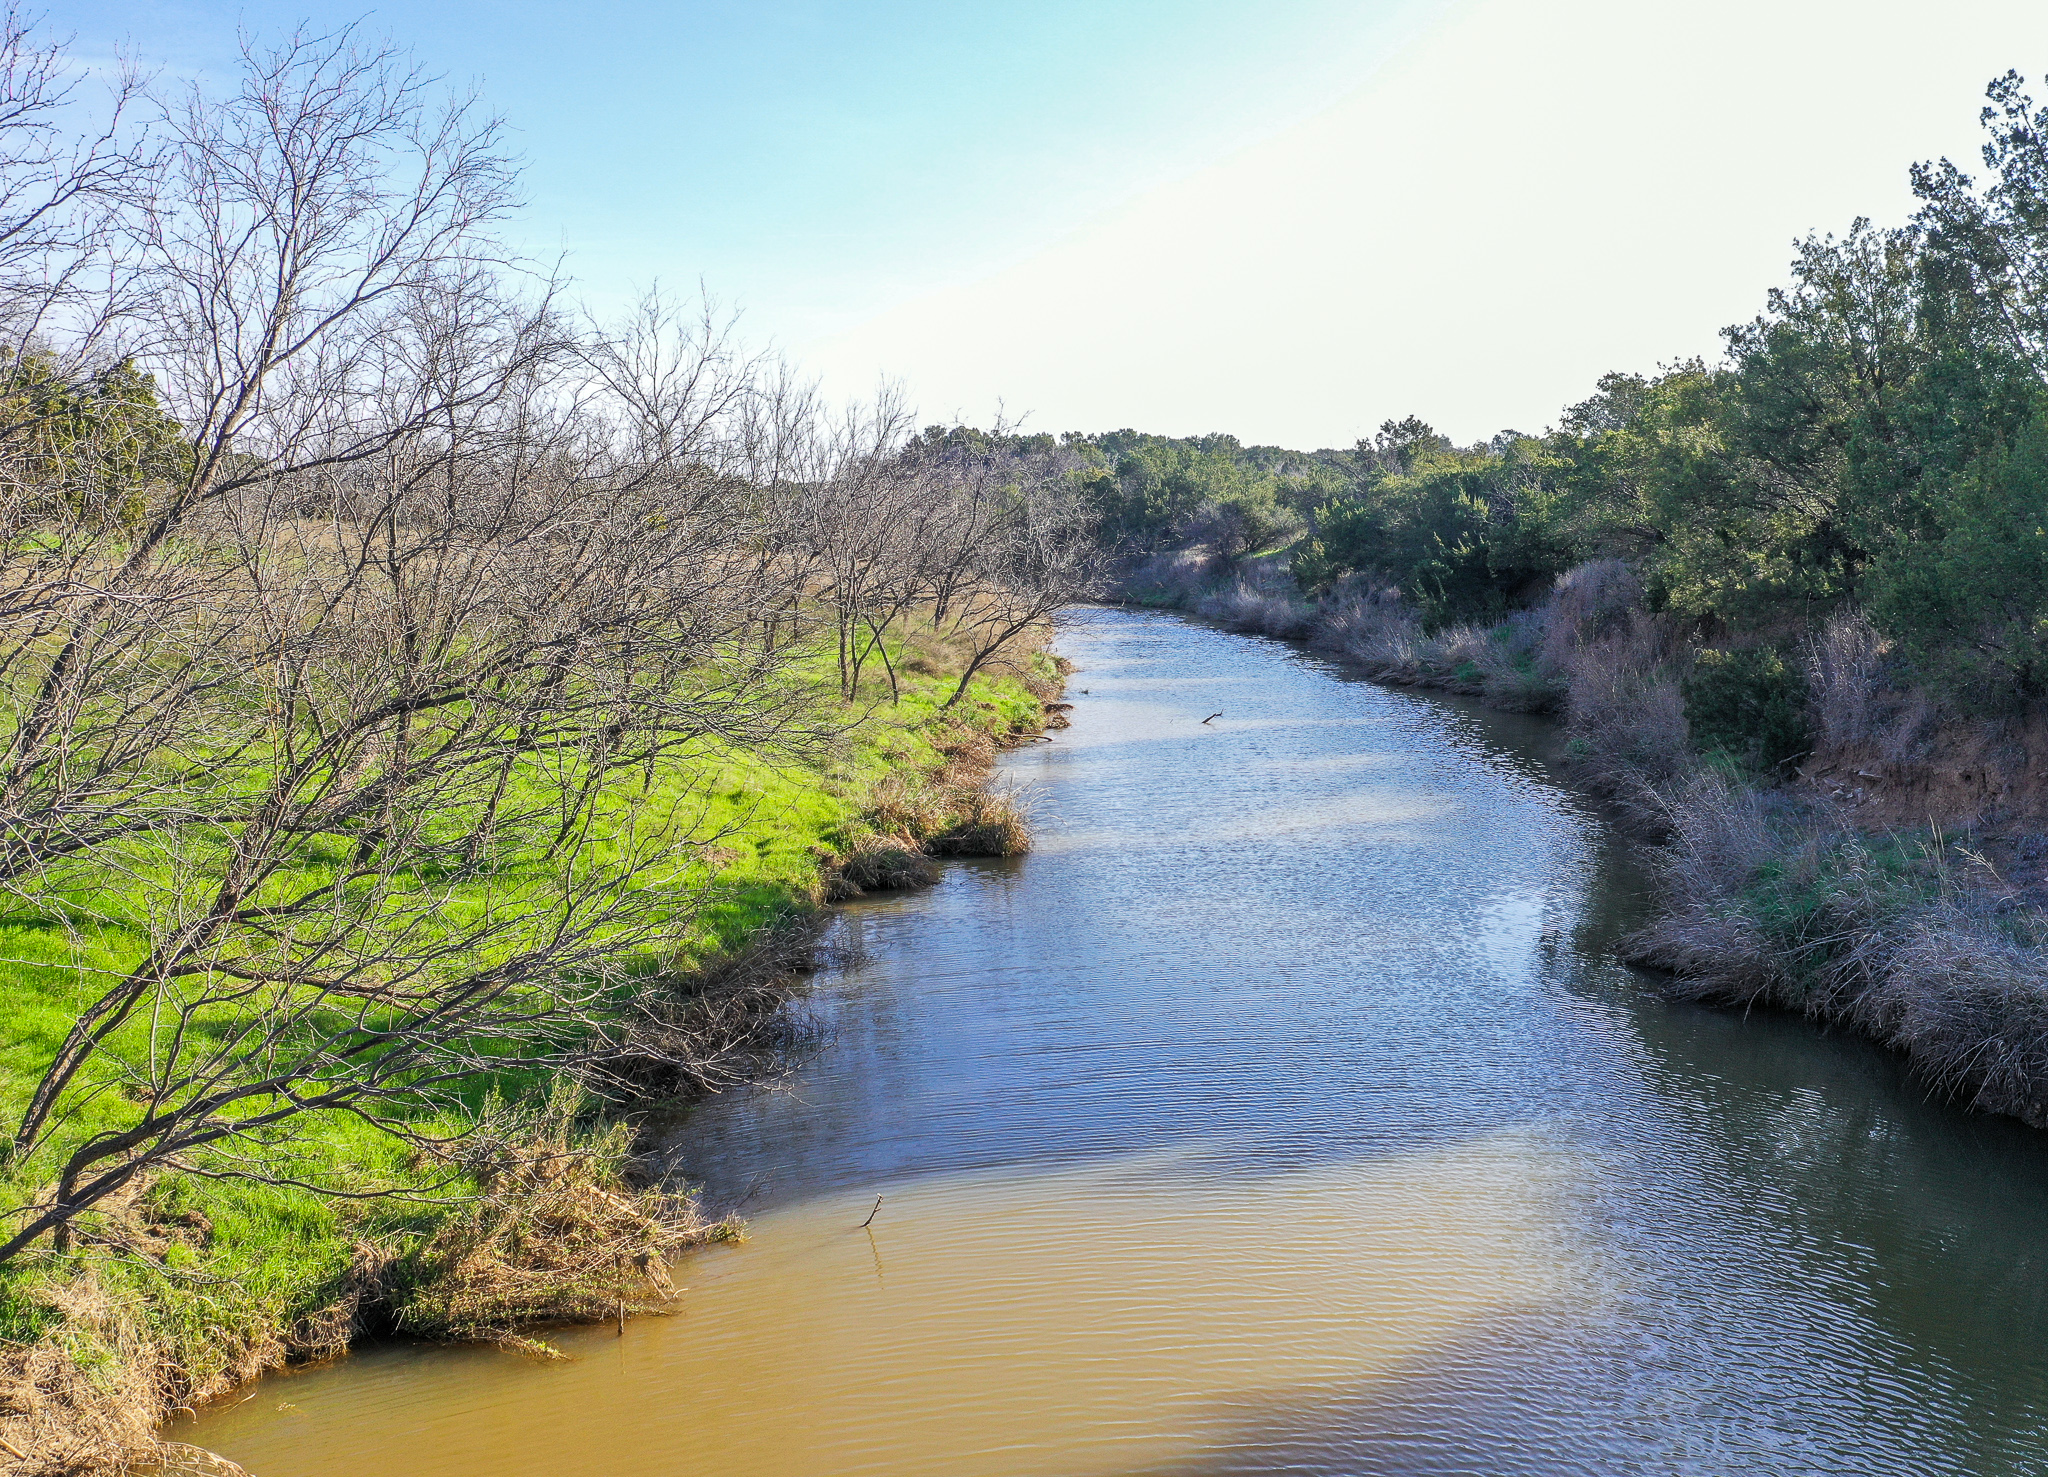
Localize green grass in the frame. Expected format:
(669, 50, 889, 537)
(0, 631, 1060, 1427)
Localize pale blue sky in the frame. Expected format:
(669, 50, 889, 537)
(47, 1, 2048, 446)
(56, 1, 1437, 345)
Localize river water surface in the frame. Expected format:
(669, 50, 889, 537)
(186, 609, 2048, 1475)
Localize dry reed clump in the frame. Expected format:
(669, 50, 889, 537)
(825, 834, 940, 899)
(1622, 772, 1801, 996)
(389, 1111, 736, 1356)
(1454, 610, 1562, 711)
(1860, 917, 2048, 1124)
(1192, 580, 1315, 639)
(1308, 574, 1565, 710)
(1539, 560, 1641, 660)
(1626, 773, 2048, 1126)
(1655, 770, 1781, 902)
(926, 782, 1034, 857)
(1805, 610, 1895, 753)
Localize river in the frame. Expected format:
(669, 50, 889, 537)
(183, 608, 2048, 1475)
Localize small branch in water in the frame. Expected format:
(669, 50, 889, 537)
(1202, 712, 1222, 724)
(859, 1195, 884, 1229)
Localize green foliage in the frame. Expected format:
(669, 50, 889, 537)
(1864, 401, 2048, 709)
(0, 352, 191, 526)
(1061, 428, 1330, 554)
(1254, 73, 2048, 714)
(1292, 426, 1579, 623)
(1682, 647, 1813, 773)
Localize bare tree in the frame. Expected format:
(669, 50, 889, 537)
(789, 388, 925, 699)
(932, 469, 1101, 707)
(3, 378, 819, 1257)
(0, 0, 148, 376)
(133, 22, 548, 549)
(0, 25, 560, 896)
(0, 23, 1094, 1269)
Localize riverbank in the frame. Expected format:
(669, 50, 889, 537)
(173, 605, 2048, 1477)
(1118, 551, 2048, 1132)
(0, 627, 1066, 1477)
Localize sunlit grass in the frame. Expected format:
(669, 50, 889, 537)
(0, 628, 1058, 1405)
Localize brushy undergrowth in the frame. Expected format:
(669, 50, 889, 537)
(1625, 782, 2048, 1124)
(0, 623, 1065, 1475)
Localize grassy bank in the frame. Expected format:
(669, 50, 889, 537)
(0, 627, 1064, 1476)
(1120, 549, 2048, 1131)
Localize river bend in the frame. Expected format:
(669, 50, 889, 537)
(187, 609, 2048, 1476)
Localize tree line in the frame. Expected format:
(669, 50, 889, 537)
(990, 73, 2048, 731)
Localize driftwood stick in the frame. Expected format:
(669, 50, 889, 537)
(859, 1194, 884, 1229)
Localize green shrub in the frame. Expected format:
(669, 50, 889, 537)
(1682, 646, 1812, 773)
(1864, 406, 2048, 712)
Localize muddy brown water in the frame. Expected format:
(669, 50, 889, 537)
(182, 608, 2048, 1475)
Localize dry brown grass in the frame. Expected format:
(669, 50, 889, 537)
(0, 1271, 169, 1475)
(926, 782, 1034, 857)
(1310, 585, 1423, 674)
(1192, 580, 1315, 639)
(389, 1118, 734, 1356)
(1625, 772, 2048, 1127)
(0, 1105, 716, 1476)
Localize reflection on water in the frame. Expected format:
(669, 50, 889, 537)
(186, 611, 2048, 1475)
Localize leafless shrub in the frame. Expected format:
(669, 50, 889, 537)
(1115, 546, 1214, 605)
(1805, 609, 1895, 752)
(1312, 583, 1421, 673)
(1537, 559, 1640, 672)
(1560, 619, 1690, 817)
(1867, 917, 2048, 1124)
(1193, 579, 1313, 638)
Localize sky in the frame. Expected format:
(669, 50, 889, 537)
(49, 0, 2048, 449)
